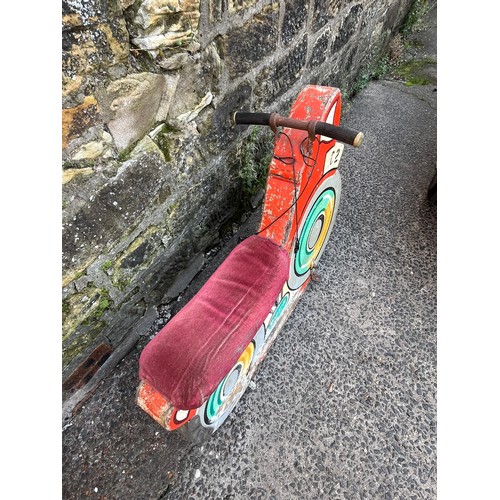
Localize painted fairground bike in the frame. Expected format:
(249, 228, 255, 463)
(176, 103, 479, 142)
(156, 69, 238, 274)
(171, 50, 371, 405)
(136, 85, 364, 443)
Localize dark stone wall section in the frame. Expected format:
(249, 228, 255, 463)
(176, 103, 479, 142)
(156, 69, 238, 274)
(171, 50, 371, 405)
(309, 28, 332, 69)
(255, 35, 308, 107)
(332, 3, 363, 55)
(312, 0, 341, 32)
(282, 0, 308, 46)
(221, 6, 279, 78)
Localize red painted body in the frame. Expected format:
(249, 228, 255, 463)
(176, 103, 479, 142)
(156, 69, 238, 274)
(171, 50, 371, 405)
(259, 85, 342, 254)
(137, 86, 345, 433)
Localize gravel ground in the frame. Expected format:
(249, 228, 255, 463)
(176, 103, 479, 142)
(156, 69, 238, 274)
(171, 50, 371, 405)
(62, 6, 437, 499)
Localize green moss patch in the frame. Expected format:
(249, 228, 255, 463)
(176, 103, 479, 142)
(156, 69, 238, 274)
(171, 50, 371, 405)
(109, 227, 161, 291)
(62, 321, 107, 368)
(237, 127, 273, 208)
(101, 260, 113, 271)
(401, 0, 432, 38)
(62, 282, 112, 370)
(62, 285, 113, 342)
(153, 128, 172, 162)
(393, 57, 436, 86)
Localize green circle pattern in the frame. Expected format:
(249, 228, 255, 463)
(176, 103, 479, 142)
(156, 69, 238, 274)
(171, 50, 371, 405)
(206, 375, 226, 421)
(295, 189, 335, 275)
(267, 294, 290, 334)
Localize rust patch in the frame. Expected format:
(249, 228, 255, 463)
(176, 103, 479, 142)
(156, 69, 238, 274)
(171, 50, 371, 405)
(136, 380, 176, 430)
(63, 343, 113, 392)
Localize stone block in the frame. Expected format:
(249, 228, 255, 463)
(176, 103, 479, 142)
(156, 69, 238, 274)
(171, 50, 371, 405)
(62, 323, 108, 371)
(309, 28, 332, 69)
(119, 228, 162, 270)
(165, 44, 222, 122)
(156, 73, 181, 121)
(120, 0, 137, 9)
(331, 3, 363, 55)
(158, 52, 189, 71)
(255, 35, 308, 107)
(383, 0, 412, 33)
(176, 92, 214, 123)
(110, 226, 164, 292)
(62, 152, 170, 281)
(134, 0, 184, 31)
(207, 0, 256, 22)
(319, 65, 344, 91)
(229, 0, 258, 13)
(219, 4, 279, 78)
(343, 44, 360, 75)
(100, 292, 148, 347)
(312, 0, 341, 32)
(138, 183, 239, 305)
(131, 0, 201, 52)
(69, 131, 115, 161)
(62, 0, 129, 103)
(99, 73, 166, 150)
(165, 252, 205, 298)
(282, 0, 308, 46)
(130, 135, 166, 161)
(63, 167, 95, 185)
(203, 81, 252, 153)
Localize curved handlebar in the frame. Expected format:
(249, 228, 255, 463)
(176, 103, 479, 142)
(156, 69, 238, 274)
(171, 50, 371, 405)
(232, 111, 364, 148)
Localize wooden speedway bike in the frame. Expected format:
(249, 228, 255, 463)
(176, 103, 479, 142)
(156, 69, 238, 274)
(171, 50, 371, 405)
(136, 85, 363, 442)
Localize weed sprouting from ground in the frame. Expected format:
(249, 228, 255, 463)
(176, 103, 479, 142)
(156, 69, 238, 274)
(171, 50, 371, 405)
(401, 0, 433, 38)
(349, 52, 393, 98)
(237, 126, 273, 208)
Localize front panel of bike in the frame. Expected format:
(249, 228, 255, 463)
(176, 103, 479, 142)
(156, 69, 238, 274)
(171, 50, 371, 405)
(137, 86, 355, 443)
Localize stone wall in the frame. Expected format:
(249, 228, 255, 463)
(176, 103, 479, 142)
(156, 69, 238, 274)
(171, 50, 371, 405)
(62, 0, 413, 393)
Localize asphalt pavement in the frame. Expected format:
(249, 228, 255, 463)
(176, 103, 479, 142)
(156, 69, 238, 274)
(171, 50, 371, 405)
(62, 5, 437, 499)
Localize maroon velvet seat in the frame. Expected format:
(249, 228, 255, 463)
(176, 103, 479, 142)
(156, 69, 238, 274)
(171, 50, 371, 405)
(139, 235, 290, 409)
